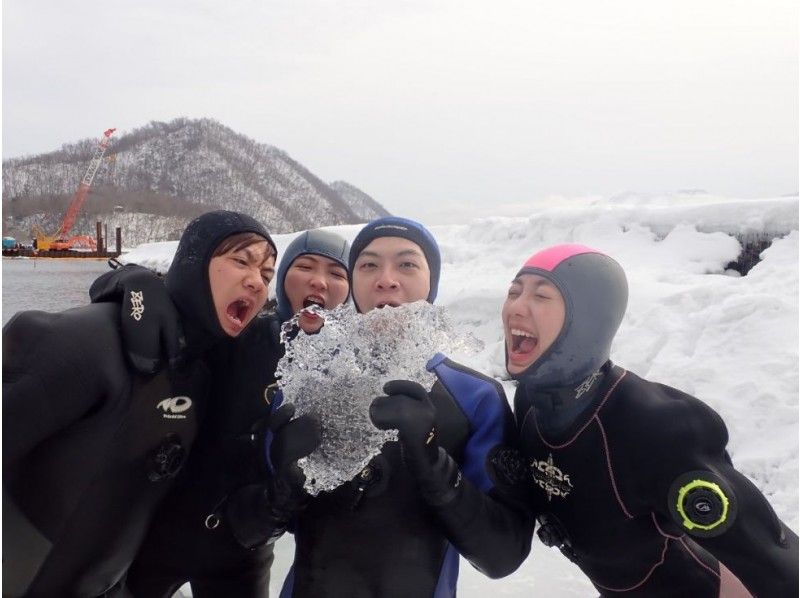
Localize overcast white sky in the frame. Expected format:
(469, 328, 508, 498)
(3, 0, 798, 223)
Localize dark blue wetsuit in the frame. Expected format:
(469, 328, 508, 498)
(278, 353, 533, 598)
(517, 363, 798, 597)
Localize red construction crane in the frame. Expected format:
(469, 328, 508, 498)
(34, 127, 116, 251)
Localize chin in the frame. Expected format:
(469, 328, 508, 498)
(507, 364, 523, 377)
(300, 323, 323, 334)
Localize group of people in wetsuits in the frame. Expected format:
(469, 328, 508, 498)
(3, 210, 798, 597)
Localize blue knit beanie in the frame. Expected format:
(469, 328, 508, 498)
(348, 216, 440, 311)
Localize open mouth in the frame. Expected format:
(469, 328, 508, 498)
(509, 328, 538, 356)
(302, 296, 325, 309)
(301, 296, 325, 318)
(376, 301, 401, 309)
(226, 298, 252, 328)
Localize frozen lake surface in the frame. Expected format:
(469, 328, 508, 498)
(2, 258, 112, 326)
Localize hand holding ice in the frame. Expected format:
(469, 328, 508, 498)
(276, 302, 482, 495)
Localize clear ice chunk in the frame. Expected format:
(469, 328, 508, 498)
(276, 301, 483, 495)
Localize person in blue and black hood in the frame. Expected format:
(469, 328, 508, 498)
(3, 210, 276, 598)
(87, 226, 350, 598)
(504, 243, 798, 597)
(267, 216, 535, 598)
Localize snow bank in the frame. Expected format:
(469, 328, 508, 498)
(121, 194, 797, 596)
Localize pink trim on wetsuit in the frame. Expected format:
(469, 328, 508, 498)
(521, 244, 600, 272)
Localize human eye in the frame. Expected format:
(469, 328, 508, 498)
(399, 261, 419, 269)
(507, 282, 522, 298)
(535, 285, 556, 300)
(358, 260, 377, 270)
(330, 268, 348, 280)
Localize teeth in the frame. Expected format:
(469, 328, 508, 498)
(303, 297, 324, 309)
(511, 328, 535, 338)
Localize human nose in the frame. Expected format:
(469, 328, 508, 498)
(507, 294, 528, 317)
(309, 271, 328, 291)
(375, 266, 399, 290)
(244, 267, 267, 294)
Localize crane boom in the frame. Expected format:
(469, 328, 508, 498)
(55, 127, 116, 238)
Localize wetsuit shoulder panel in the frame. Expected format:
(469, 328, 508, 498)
(427, 354, 512, 493)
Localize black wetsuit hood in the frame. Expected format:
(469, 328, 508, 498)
(166, 210, 275, 355)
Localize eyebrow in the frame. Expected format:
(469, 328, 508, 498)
(241, 247, 258, 262)
(510, 277, 555, 289)
(241, 246, 276, 269)
(295, 255, 345, 270)
(358, 248, 423, 258)
(295, 254, 321, 264)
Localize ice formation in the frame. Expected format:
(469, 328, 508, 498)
(276, 301, 483, 495)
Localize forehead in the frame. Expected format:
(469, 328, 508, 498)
(358, 236, 425, 259)
(512, 273, 558, 289)
(235, 241, 276, 267)
(292, 254, 346, 268)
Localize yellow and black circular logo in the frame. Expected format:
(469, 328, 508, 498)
(668, 471, 737, 538)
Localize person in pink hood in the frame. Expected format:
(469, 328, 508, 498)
(504, 243, 797, 598)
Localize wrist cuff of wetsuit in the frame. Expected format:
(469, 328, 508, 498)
(231, 504, 293, 549)
(419, 448, 463, 507)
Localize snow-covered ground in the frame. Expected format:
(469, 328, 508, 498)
(121, 194, 799, 596)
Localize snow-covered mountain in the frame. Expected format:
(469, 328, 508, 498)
(2, 118, 389, 245)
(329, 180, 391, 221)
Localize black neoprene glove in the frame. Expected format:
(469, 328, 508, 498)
(89, 263, 184, 374)
(225, 403, 321, 548)
(267, 403, 321, 509)
(370, 380, 460, 505)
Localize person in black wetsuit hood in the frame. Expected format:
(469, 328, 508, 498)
(2, 210, 276, 598)
(505, 243, 798, 597)
(87, 226, 350, 598)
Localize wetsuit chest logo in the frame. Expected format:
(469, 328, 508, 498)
(130, 290, 145, 321)
(157, 396, 193, 419)
(531, 453, 573, 501)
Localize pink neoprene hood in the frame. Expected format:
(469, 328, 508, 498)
(521, 244, 601, 272)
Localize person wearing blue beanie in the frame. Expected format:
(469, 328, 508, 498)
(273, 216, 534, 598)
(348, 216, 441, 312)
(275, 229, 350, 333)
